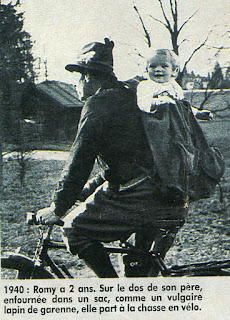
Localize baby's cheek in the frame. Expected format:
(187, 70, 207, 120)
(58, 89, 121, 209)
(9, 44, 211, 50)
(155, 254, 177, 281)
(148, 72, 155, 80)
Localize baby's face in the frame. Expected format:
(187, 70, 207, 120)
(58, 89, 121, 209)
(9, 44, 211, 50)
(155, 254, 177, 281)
(147, 55, 175, 83)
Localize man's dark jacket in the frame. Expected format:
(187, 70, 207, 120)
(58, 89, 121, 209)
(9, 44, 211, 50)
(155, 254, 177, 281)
(53, 80, 154, 216)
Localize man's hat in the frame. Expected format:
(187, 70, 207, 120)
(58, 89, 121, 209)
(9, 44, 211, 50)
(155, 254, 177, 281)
(65, 38, 115, 75)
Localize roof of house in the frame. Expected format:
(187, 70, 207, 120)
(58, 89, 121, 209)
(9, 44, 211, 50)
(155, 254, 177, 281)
(36, 80, 83, 108)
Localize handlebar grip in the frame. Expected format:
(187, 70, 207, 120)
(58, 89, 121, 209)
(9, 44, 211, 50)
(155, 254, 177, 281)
(27, 212, 37, 225)
(26, 212, 64, 226)
(55, 219, 64, 226)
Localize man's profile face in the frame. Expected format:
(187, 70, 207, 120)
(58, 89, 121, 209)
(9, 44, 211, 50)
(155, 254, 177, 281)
(78, 73, 101, 101)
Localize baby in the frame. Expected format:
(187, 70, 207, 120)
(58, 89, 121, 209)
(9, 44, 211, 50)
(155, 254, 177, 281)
(136, 48, 209, 203)
(137, 49, 183, 112)
(137, 48, 213, 119)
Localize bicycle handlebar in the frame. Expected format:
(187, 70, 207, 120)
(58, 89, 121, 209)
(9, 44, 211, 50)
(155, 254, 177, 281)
(26, 212, 64, 226)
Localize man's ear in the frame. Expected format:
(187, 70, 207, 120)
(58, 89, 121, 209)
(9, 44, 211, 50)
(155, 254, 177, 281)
(172, 67, 179, 78)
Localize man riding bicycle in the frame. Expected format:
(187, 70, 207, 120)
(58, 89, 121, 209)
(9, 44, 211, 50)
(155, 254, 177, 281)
(36, 38, 187, 277)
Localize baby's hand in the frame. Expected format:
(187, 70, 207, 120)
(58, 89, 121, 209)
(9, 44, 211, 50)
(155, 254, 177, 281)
(151, 96, 176, 107)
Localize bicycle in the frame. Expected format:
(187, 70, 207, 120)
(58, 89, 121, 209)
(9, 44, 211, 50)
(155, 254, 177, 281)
(1, 213, 230, 279)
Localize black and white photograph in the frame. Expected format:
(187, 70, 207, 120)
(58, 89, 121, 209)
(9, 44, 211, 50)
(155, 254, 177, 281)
(1, 0, 230, 319)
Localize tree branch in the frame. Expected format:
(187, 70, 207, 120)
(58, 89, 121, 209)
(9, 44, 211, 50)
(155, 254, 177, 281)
(182, 35, 209, 71)
(212, 102, 230, 118)
(178, 38, 188, 47)
(178, 10, 198, 35)
(133, 5, 151, 47)
(212, 104, 230, 114)
(149, 14, 168, 29)
(199, 88, 228, 110)
(199, 91, 214, 109)
(169, 0, 175, 17)
(174, 0, 178, 31)
(158, 0, 173, 33)
(208, 45, 230, 50)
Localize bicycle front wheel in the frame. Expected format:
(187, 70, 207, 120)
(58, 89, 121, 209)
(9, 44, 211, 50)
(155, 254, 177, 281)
(1, 252, 54, 279)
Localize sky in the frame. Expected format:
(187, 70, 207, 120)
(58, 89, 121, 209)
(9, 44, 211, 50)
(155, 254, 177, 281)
(3, 0, 230, 83)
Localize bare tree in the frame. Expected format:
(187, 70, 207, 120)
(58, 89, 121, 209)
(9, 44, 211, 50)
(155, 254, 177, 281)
(132, 0, 219, 85)
(149, 0, 193, 54)
(131, 0, 230, 119)
(133, 1, 198, 52)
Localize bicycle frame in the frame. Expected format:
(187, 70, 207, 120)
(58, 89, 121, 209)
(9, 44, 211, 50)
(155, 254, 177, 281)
(30, 225, 230, 278)
(2, 221, 230, 278)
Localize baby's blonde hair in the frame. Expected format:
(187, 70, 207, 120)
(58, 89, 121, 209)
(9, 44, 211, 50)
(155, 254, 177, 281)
(146, 48, 180, 71)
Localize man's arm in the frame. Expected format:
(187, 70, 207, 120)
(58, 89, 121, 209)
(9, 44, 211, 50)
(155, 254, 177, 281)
(36, 95, 107, 224)
(191, 106, 213, 120)
(78, 171, 105, 202)
(53, 97, 106, 217)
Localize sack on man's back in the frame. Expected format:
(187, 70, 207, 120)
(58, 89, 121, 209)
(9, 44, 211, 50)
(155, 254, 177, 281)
(141, 100, 225, 203)
(187, 146, 225, 201)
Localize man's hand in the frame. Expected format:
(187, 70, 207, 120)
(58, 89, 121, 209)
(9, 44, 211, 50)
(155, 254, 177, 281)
(191, 106, 213, 121)
(36, 203, 61, 226)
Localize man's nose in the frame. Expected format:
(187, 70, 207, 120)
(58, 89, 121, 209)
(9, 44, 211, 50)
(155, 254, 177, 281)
(77, 80, 85, 101)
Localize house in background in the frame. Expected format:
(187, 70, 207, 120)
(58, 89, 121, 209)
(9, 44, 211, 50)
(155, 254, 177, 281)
(21, 81, 83, 143)
(182, 71, 209, 90)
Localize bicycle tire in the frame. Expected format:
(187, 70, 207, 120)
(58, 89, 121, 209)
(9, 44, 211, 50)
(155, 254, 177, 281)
(1, 252, 54, 279)
(166, 259, 230, 276)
